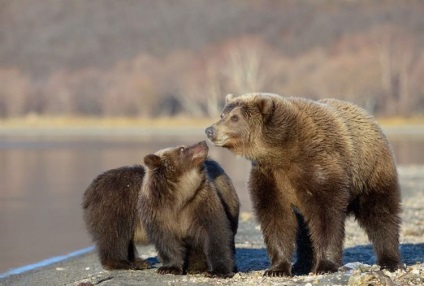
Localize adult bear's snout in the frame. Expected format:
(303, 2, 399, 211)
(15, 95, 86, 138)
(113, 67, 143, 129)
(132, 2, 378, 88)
(205, 126, 215, 140)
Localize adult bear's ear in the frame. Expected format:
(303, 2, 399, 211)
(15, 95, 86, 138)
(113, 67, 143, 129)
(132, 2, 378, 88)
(225, 94, 234, 104)
(144, 154, 161, 169)
(256, 95, 275, 119)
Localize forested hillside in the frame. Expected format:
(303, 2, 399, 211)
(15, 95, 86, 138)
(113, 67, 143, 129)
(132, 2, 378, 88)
(1, 0, 423, 117)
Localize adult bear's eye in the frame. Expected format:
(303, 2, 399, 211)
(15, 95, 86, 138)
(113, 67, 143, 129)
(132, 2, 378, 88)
(231, 115, 239, 122)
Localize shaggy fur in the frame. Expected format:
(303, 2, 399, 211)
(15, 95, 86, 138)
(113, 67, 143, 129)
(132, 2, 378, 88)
(138, 141, 239, 278)
(82, 165, 150, 270)
(206, 93, 402, 276)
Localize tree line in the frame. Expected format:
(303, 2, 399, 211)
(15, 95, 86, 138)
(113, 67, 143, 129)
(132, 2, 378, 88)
(1, 0, 423, 118)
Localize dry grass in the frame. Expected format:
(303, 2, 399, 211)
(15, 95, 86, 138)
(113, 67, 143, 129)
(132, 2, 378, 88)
(377, 116, 424, 126)
(0, 115, 215, 129)
(0, 115, 423, 129)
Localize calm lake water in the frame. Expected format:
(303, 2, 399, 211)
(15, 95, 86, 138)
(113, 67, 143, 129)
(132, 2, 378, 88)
(0, 131, 423, 273)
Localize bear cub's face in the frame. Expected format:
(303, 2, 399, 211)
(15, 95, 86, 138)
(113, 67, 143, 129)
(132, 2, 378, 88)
(144, 141, 209, 180)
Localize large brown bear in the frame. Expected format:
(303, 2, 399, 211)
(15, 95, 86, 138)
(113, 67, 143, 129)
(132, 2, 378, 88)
(138, 141, 239, 278)
(206, 93, 402, 277)
(82, 165, 150, 270)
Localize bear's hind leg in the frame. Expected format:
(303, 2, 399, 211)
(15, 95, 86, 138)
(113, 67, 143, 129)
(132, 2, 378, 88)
(302, 191, 347, 275)
(230, 235, 238, 273)
(355, 189, 402, 271)
(203, 225, 235, 278)
(292, 210, 314, 275)
(100, 257, 135, 270)
(98, 239, 134, 270)
(128, 240, 150, 270)
(307, 211, 345, 274)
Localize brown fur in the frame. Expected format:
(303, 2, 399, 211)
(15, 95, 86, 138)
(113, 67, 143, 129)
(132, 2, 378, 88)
(138, 141, 239, 278)
(206, 93, 402, 276)
(82, 165, 150, 270)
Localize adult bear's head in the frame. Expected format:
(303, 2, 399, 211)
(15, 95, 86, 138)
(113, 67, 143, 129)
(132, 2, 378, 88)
(205, 93, 292, 160)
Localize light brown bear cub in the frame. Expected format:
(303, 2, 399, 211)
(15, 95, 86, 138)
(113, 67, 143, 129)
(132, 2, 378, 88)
(206, 93, 402, 276)
(138, 141, 239, 278)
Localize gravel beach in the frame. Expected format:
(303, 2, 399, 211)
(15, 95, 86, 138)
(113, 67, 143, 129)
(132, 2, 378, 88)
(1, 165, 423, 286)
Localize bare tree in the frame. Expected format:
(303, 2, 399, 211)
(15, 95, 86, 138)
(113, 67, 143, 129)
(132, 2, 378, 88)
(0, 68, 30, 117)
(377, 25, 420, 115)
(223, 40, 268, 94)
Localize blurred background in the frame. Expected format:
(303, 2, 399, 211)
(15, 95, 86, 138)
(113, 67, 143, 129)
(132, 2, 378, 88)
(1, 0, 424, 118)
(1, 0, 423, 275)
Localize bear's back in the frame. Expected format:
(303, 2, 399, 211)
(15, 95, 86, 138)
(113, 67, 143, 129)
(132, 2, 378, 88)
(318, 99, 397, 190)
(205, 159, 240, 233)
(83, 165, 145, 239)
(83, 165, 145, 209)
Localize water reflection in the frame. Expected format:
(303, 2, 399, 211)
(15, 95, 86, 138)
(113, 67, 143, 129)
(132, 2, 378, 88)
(0, 134, 422, 273)
(390, 138, 424, 166)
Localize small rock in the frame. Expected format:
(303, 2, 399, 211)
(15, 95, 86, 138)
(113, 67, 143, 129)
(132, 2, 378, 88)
(348, 270, 396, 286)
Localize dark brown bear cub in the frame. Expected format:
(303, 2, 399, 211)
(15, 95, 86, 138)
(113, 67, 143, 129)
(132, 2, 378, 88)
(82, 165, 150, 270)
(139, 141, 239, 278)
(206, 93, 402, 276)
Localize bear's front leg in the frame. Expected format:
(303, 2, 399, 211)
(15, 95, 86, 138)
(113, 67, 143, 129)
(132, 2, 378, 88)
(186, 246, 208, 274)
(154, 235, 186, 275)
(249, 166, 297, 277)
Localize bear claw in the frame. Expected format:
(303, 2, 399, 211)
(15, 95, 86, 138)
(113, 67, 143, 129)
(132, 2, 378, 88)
(157, 266, 183, 275)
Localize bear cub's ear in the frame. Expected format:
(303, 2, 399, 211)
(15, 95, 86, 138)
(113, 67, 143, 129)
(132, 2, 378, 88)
(144, 154, 161, 169)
